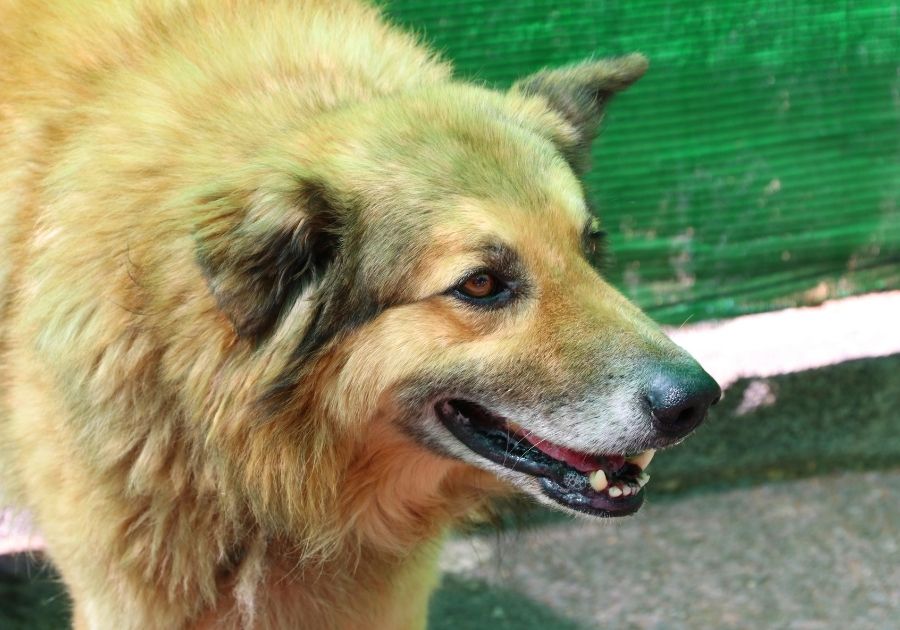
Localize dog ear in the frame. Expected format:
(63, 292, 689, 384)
(513, 53, 648, 173)
(194, 181, 342, 340)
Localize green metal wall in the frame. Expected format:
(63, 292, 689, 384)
(384, 0, 899, 324)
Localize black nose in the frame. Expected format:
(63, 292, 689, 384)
(647, 363, 721, 439)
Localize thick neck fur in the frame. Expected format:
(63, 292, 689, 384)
(210, 421, 500, 630)
(108, 388, 502, 628)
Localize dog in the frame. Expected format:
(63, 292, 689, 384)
(0, 1, 720, 628)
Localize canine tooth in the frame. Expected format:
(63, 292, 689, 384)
(636, 472, 650, 487)
(628, 449, 656, 470)
(608, 485, 623, 498)
(589, 470, 608, 492)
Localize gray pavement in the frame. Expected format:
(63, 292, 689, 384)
(438, 469, 900, 629)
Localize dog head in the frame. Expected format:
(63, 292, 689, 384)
(197, 55, 720, 519)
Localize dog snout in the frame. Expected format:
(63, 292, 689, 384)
(646, 362, 721, 439)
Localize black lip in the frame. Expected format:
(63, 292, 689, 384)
(539, 477, 644, 517)
(434, 399, 645, 517)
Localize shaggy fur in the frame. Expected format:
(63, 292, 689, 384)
(0, 1, 706, 628)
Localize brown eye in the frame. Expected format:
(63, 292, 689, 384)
(450, 269, 517, 308)
(460, 273, 496, 298)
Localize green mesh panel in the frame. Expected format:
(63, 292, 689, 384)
(383, 0, 900, 324)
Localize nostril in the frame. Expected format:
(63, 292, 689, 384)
(647, 363, 721, 439)
(650, 399, 703, 435)
(675, 406, 696, 426)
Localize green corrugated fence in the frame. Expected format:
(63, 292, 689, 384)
(384, 0, 900, 324)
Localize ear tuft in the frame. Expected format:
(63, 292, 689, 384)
(513, 53, 648, 172)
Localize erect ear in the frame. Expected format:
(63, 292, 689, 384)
(194, 180, 342, 340)
(512, 53, 648, 173)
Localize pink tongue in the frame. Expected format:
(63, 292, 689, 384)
(520, 434, 624, 473)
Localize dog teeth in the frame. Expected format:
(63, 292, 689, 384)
(589, 469, 650, 499)
(588, 470, 608, 492)
(628, 449, 656, 470)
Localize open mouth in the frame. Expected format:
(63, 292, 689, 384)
(435, 399, 655, 517)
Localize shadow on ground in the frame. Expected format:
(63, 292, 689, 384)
(429, 574, 582, 630)
(652, 353, 900, 493)
(0, 554, 68, 630)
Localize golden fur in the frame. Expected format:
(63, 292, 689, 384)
(0, 1, 706, 628)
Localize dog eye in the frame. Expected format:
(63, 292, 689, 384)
(582, 219, 608, 269)
(451, 271, 514, 307)
(460, 273, 497, 298)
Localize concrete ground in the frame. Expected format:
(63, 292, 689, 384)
(432, 469, 900, 630)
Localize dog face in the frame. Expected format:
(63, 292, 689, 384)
(199, 55, 719, 519)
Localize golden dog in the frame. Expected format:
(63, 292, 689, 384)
(0, 1, 720, 628)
